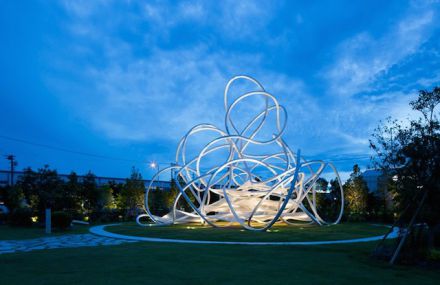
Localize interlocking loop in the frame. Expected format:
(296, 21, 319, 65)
(137, 75, 344, 231)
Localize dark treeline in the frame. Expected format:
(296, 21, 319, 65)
(0, 166, 177, 227)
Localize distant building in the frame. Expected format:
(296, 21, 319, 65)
(313, 183, 331, 194)
(361, 168, 397, 194)
(0, 170, 172, 190)
(361, 169, 383, 193)
(361, 168, 396, 212)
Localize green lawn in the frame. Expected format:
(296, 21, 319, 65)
(0, 223, 439, 284)
(0, 239, 439, 284)
(0, 224, 90, 240)
(106, 222, 390, 242)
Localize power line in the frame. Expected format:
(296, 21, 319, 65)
(0, 134, 147, 163)
(0, 134, 372, 166)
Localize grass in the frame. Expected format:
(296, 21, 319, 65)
(0, 224, 90, 240)
(0, 238, 439, 284)
(106, 222, 390, 242)
(0, 222, 439, 284)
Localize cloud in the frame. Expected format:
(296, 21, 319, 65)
(49, 0, 440, 172)
(53, 1, 309, 145)
(61, 46, 312, 144)
(324, 4, 437, 97)
(316, 2, 440, 159)
(118, 0, 278, 43)
(417, 73, 440, 87)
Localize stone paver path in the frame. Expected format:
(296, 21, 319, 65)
(0, 234, 137, 255)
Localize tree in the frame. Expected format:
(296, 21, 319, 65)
(164, 178, 179, 211)
(370, 86, 440, 262)
(35, 165, 63, 213)
(171, 174, 199, 212)
(117, 167, 145, 218)
(343, 164, 369, 221)
(98, 184, 115, 210)
(312, 177, 327, 212)
(81, 171, 99, 213)
(63, 172, 82, 214)
(368, 174, 395, 222)
(17, 167, 39, 212)
(149, 187, 167, 216)
(3, 185, 26, 211)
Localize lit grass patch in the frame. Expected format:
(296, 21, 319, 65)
(106, 222, 390, 242)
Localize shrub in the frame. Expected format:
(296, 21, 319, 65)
(64, 209, 85, 222)
(52, 211, 73, 230)
(427, 249, 440, 262)
(9, 207, 33, 227)
(0, 213, 7, 225)
(90, 208, 122, 223)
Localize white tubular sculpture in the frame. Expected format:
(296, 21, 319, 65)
(137, 75, 344, 231)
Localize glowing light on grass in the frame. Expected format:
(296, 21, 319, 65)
(137, 75, 344, 231)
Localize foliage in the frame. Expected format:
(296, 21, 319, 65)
(8, 207, 33, 227)
(2, 165, 181, 224)
(427, 248, 440, 261)
(366, 175, 395, 222)
(311, 178, 343, 222)
(36, 166, 64, 211)
(15, 166, 64, 216)
(3, 185, 26, 211)
(343, 165, 369, 221)
(165, 178, 179, 210)
(149, 187, 167, 216)
(370, 87, 440, 226)
(51, 211, 73, 230)
(98, 184, 116, 210)
(63, 172, 83, 214)
(173, 174, 198, 212)
(117, 167, 145, 218)
(81, 171, 99, 213)
(90, 208, 122, 223)
(6, 167, 120, 223)
(370, 86, 440, 261)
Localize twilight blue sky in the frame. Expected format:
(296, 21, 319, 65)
(1, 0, 440, 180)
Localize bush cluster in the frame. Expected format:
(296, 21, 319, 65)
(0, 166, 157, 229)
(0, 166, 177, 229)
(51, 211, 73, 229)
(8, 208, 33, 227)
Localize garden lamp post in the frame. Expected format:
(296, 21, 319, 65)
(149, 161, 160, 181)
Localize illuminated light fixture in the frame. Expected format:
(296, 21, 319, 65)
(137, 75, 344, 231)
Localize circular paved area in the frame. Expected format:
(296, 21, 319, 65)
(90, 223, 400, 246)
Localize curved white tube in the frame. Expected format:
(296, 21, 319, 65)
(137, 75, 344, 231)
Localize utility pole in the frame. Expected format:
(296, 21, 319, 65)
(5, 154, 16, 186)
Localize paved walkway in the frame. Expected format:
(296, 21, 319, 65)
(0, 234, 137, 255)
